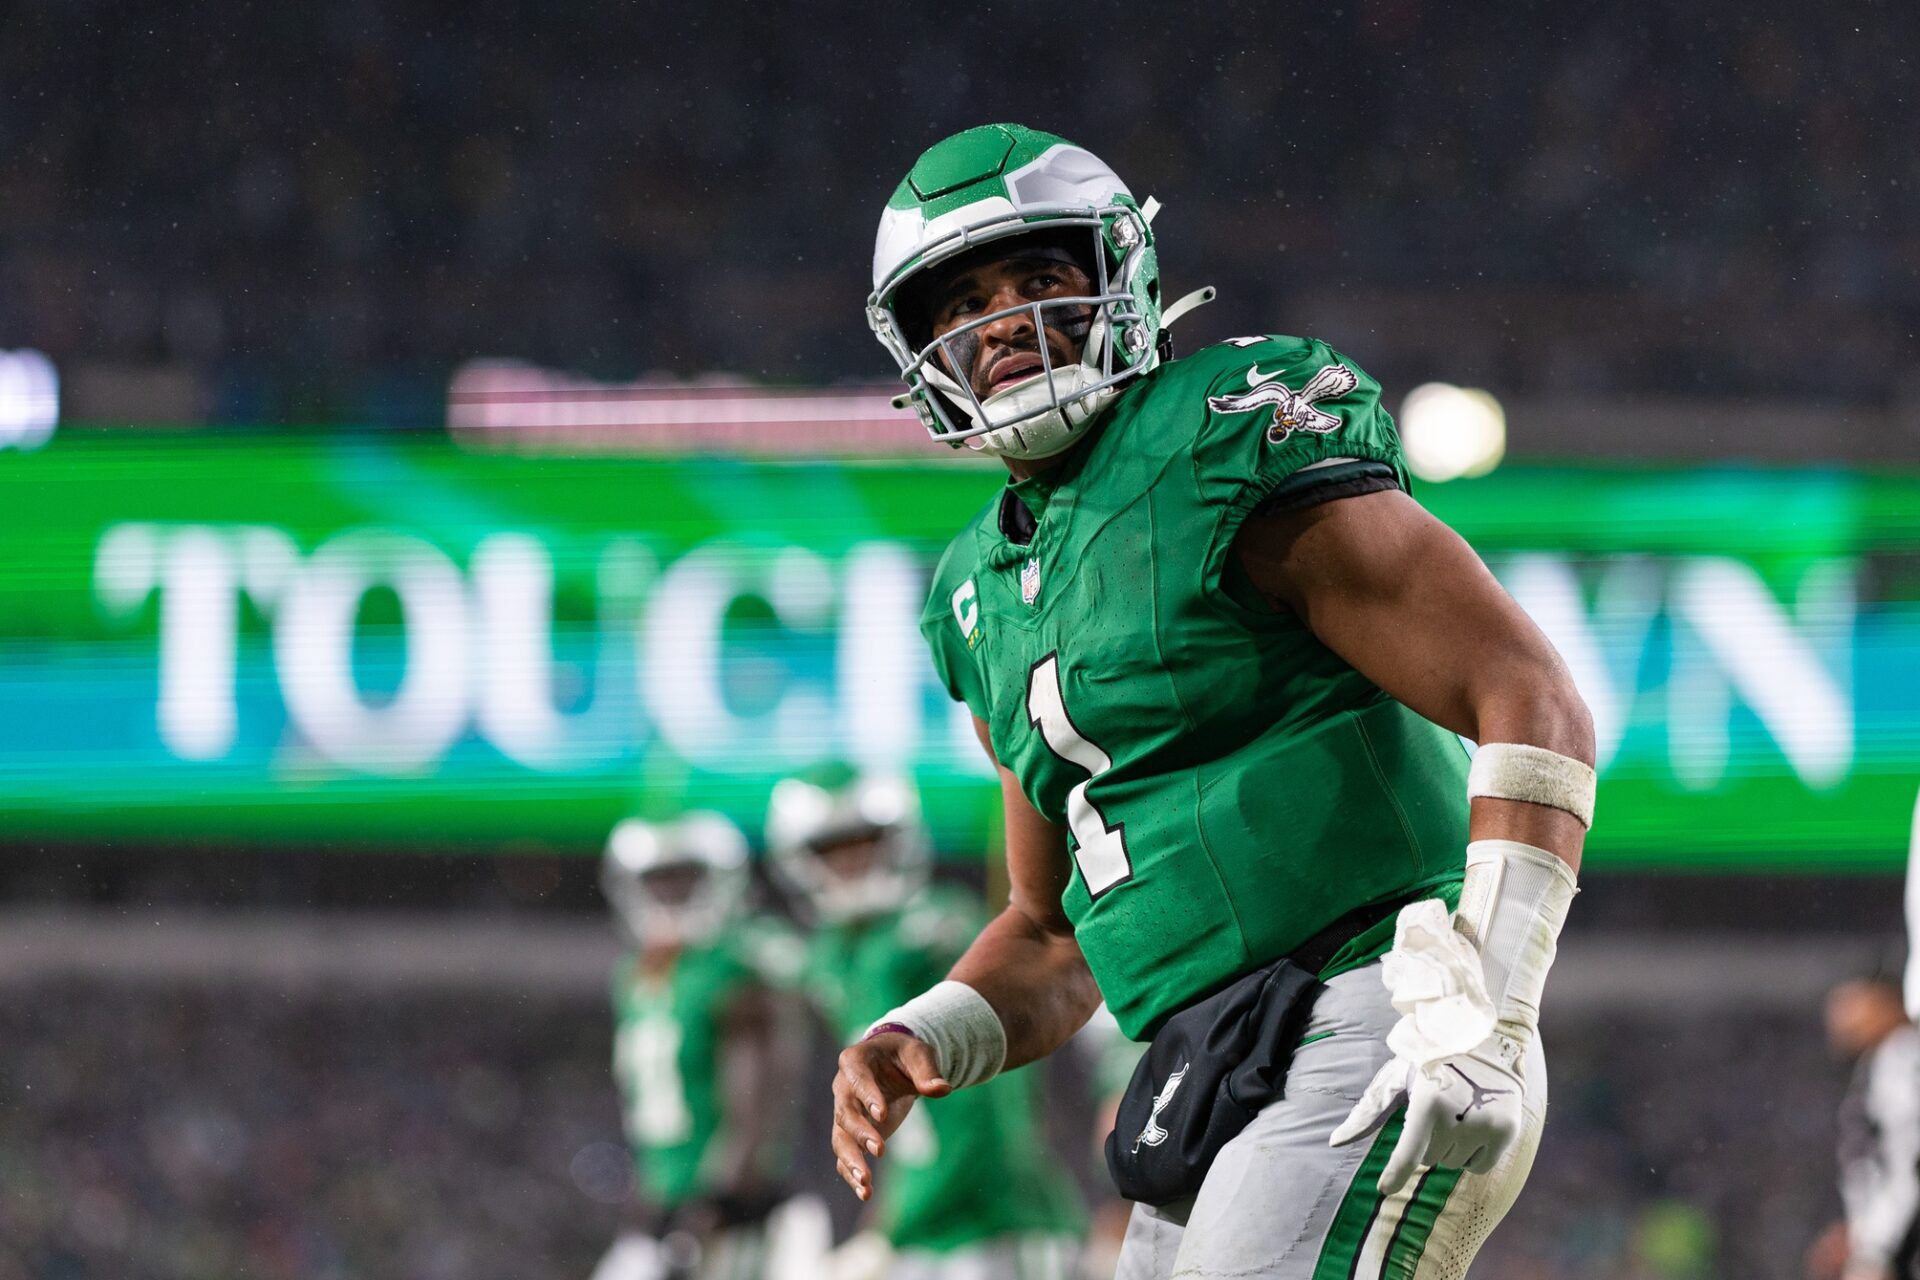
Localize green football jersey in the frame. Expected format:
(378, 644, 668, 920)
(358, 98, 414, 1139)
(921, 336, 1470, 1041)
(610, 936, 761, 1207)
(804, 885, 1083, 1251)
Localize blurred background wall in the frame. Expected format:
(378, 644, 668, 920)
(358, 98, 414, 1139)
(3, 0, 1915, 448)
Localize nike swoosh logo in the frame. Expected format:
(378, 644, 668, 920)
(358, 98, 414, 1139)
(1246, 364, 1288, 388)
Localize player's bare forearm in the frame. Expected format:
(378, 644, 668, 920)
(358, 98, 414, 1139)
(950, 718, 1103, 1064)
(830, 721, 1098, 1201)
(828, 912, 1097, 1199)
(710, 983, 788, 1191)
(949, 900, 1100, 1070)
(1235, 488, 1595, 871)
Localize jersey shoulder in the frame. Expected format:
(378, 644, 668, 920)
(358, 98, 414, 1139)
(1160, 333, 1391, 445)
(1124, 334, 1407, 511)
(895, 883, 988, 955)
(1158, 333, 1329, 392)
(922, 491, 997, 624)
(919, 491, 999, 715)
(1110, 333, 1331, 425)
(721, 914, 809, 990)
(671, 933, 758, 999)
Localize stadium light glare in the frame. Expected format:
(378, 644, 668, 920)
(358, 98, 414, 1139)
(1399, 381, 1506, 483)
(0, 349, 58, 450)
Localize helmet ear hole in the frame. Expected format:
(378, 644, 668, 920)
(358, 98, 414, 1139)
(892, 279, 937, 354)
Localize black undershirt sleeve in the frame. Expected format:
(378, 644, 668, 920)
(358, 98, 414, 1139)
(1252, 458, 1402, 518)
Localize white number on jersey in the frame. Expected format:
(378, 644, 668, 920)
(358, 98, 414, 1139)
(1026, 652, 1133, 896)
(615, 1011, 694, 1145)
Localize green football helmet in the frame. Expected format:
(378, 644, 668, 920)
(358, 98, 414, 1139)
(765, 772, 928, 923)
(601, 811, 750, 949)
(869, 124, 1206, 460)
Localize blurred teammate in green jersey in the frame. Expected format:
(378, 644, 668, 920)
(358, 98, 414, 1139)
(596, 813, 793, 1280)
(832, 125, 1598, 1279)
(767, 772, 1082, 1280)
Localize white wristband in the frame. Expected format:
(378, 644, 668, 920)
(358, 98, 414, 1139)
(869, 981, 1007, 1090)
(1453, 839, 1577, 1045)
(1468, 742, 1596, 828)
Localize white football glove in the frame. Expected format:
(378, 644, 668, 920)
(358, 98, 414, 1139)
(1330, 1029, 1525, 1193)
(1329, 899, 1524, 1194)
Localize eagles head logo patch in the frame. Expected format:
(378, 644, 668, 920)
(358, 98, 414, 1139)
(1207, 362, 1359, 443)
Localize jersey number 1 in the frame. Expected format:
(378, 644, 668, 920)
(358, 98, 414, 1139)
(1027, 653, 1132, 897)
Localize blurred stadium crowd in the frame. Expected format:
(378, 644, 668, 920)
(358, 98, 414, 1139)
(0, 985, 623, 1280)
(2, 0, 1914, 426)
(0, 979, 1839, 1280)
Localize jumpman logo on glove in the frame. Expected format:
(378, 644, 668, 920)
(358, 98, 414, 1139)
(1445, 1064, 1514, 1123)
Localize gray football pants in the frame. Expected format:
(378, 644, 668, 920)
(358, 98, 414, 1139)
(1113, 962, 1547, 1280)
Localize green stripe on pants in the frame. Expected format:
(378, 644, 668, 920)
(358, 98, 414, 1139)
(1384, 1165, 1464, 1277)
(1309, 1115, 1404, 1280)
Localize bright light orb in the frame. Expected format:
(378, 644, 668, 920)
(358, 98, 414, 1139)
(0, 349, 58, 450)
(1398, 382, 1505, 483)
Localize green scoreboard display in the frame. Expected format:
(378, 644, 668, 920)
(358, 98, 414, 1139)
(5, 433, 1918, 869)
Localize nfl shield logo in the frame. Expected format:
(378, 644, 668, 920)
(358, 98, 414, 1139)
(1020, 556, 1042, 606)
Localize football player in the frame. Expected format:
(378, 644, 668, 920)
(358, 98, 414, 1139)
(831, 124, 1597, 1278)
(767, 771, 1083, 1280)
(597, 812, 793, 1280)
(1821, 975, 1920, 1280)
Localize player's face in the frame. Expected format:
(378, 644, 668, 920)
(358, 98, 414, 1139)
(638, 863, 706, 909)
(811, 831, 888, 885)
(927, 254, 1094, 401)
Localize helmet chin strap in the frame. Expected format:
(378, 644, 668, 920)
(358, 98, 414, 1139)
(1161, 285, 1216, 329)
(963, 384, 1090, 459)
(925, 358, 1096, 460)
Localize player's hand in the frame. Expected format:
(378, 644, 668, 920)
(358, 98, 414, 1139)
(1330, 1032, 1525, 1194)
(830, 1032, 952, 1201)
(1804, 1221, 1849, 1280)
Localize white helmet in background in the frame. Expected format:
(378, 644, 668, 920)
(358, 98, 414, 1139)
(766, 774, 929, 923)
(601, 811, 750, 949)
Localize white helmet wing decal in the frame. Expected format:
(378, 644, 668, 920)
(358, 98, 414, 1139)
(1002, 145, 1131, 208)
